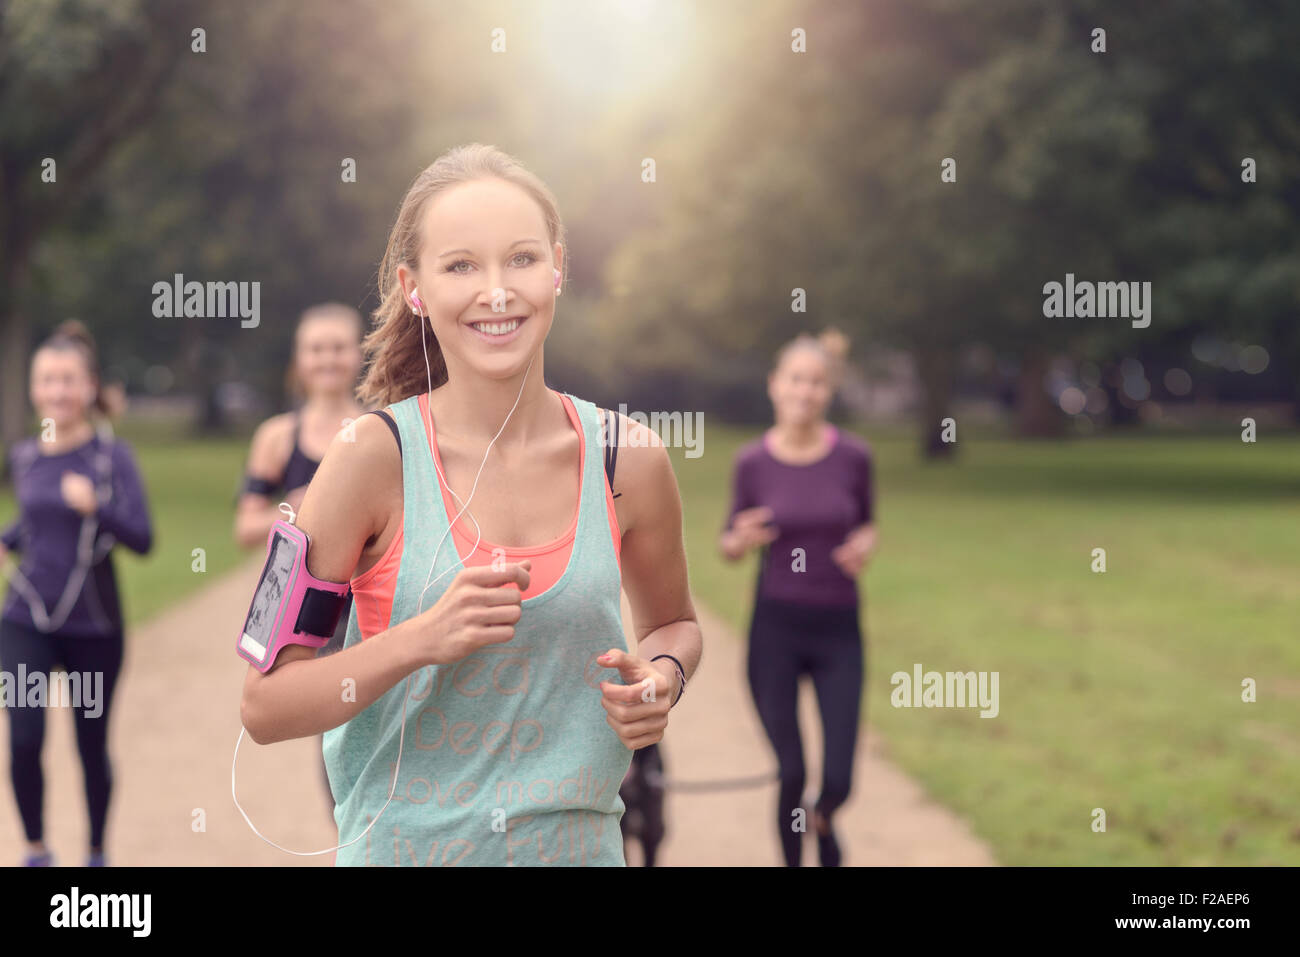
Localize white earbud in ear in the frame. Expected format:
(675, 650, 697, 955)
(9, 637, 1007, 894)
(410, 286, 423, 314)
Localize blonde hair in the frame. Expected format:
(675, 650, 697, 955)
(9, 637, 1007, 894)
(284, 302, 364, 401)
(35, 319, 124, 420)
(773, 327, 851, 388)
(358, 143, 567, 407)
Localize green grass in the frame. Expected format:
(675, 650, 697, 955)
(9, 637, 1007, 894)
(5, 418, 1297, 864)
(1, 421, 254, 627)
(672, 423, 1300, 866)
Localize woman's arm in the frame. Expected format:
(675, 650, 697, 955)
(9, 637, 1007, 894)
(718, 522, 745, 561)
(831, 442, 878, 577)
(718, 450, 748, 561)
(96, 441, 153, 555)
(238, 414, 531, 744)
(598, 416, 703, 748)
(239, 413, 412, 743)
(2, 446, 22, 552)
(718, 449, 776, 561)
(0, 520, 20, 553)
(719, 508, 777, 562)
(234, 416, 294, 549)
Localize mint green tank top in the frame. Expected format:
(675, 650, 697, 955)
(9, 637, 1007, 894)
(322, 390, 631, 866)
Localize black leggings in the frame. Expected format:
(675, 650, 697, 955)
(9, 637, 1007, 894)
(0, 618, 124, 848)
(747, 596, 864, 867)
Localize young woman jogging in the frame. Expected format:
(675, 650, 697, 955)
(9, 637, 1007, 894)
(234, 302, 366, 559)
(721, 329, 876, 866)
(0, 320, 154, 867)
(237, 143, 701, 866)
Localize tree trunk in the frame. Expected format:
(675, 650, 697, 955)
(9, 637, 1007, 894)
(1, 248, 32, 450)
(1015, 345, 1065, 438)
(915, 346, 957, 460)
(183, 322, 230, 435)
(0, 310, 30, 451)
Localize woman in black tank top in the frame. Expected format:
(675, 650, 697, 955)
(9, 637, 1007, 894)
(278, 416, 322, 495)
(235, 304, 366, 548)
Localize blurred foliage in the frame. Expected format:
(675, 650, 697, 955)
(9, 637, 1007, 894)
(2, 0, 1297, 442)
(604, 0, 1300, 423)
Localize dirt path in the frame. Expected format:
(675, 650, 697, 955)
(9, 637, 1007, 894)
(0, 558, 995, 866)
(646, 599, 995, 866)
(0, 557, 337, 866)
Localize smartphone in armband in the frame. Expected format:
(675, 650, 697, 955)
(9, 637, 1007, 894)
(237, 520, 351, 673)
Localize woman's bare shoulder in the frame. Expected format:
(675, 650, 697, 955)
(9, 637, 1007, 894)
(294, 411, 403, 572)
(253, 411, 297, 442)
(245, 413, 297, 475)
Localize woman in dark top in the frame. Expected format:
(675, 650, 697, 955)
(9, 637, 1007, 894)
(235, 303, 366, 554)
(0, 320, 154, 867)
(720, 328, 877, 866)
(234, 304, 365, 819)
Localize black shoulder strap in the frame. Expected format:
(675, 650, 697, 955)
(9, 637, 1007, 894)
(367, 408, 402, 459)
(602, 408, 620, 498)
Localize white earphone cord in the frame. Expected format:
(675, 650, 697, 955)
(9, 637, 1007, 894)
(232, 291, 535, 856)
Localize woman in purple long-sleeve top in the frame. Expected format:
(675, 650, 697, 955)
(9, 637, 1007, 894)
(0, 320, 153, 867)
(720, 328, 877, 867)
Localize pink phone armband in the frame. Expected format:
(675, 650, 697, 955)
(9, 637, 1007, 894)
(236, 520, 351, 673)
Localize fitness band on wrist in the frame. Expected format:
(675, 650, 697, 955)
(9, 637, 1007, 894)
(651, 653, 686, 707)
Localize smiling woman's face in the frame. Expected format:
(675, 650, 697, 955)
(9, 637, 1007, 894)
(413, 177, 561, 382)
(295, 315, 362, 397)
(768, 346, 833, 427)
(30, 347, 95, 429)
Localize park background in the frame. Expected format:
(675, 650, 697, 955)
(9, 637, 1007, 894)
(1, 0, 1297, 865)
